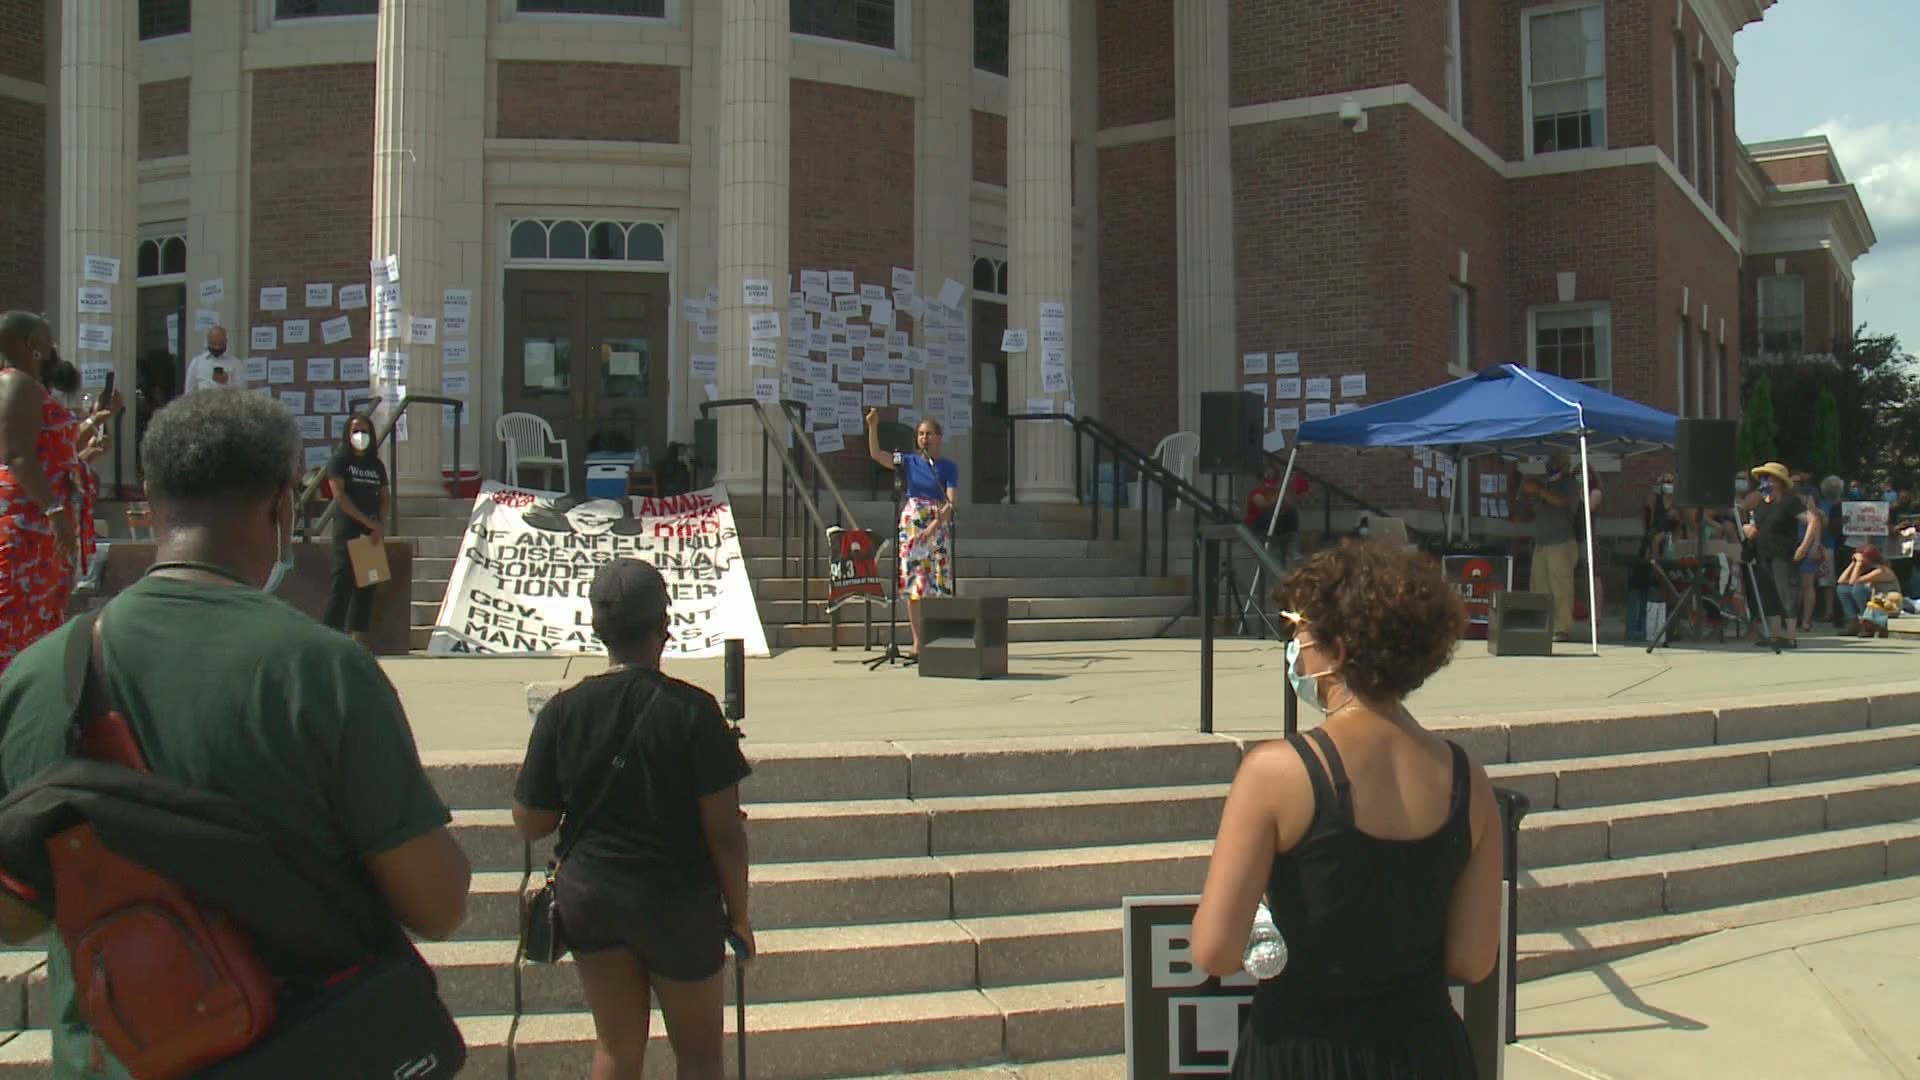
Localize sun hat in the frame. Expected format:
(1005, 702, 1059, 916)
(1750, 462, 1792, 486)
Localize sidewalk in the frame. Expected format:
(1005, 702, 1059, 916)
(386, 630, 1920, 755)
(1508, 895, 1920, 1078)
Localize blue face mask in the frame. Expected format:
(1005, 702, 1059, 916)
(1759, 479, 1775, 496)
(263, 492, 294, 593)
(1284, 637, 1333, 713)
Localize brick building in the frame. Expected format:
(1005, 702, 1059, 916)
(0, 0, 1877, 515)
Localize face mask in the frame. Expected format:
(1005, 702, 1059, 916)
(263, 492, 295, 593)
(350, 430, 371, 452)
(1284, 638, 1335, 713)
(1734, 478, 1750, 494)
(208, 346, 225, 357)
(1661, 483, 1674, 496)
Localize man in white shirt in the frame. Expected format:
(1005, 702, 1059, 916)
(183, 326, 232, 393)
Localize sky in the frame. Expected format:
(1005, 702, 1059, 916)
(1736, 0, 1917, 354)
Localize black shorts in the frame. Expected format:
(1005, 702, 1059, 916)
(554, 871, 727, 982)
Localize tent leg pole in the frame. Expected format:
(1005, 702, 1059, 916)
(1245, 447, 1300, 618)
(1579, 433, 1599, 657)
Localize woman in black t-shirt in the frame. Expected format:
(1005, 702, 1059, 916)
(323, 414, 389, 643)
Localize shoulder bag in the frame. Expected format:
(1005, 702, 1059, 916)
(522, 679, 665, 964)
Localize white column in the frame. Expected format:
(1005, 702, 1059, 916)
(369, 0, 447, 496)
(1071, 0, 1101, 425)
(439, 1, 485, 470)
(714, 0, 789, 490)
(1174, 0, 1236, 436)
(184, 0, 247, 352)
(1006, 0, 1076, 503)
(680, 0, 722, 446)
(914, 0, 973, 499)
(56, 1, 138, 485)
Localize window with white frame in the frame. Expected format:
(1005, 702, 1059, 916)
(275, 0, 377, 19)
(1757, 275, 1805, 356)
(1691, 63, 1705, 195)
(1448, 283, 1471, 373)
(972, 256, 1008, 301)
(1444, 0, 1464, 122)
(516, 0, 665, 15)
(1525, 5, 1606, 155)
(1707, 90, 1722, 212)
(792, 0, 898, 50)
(509, 219, 668, 265)
(137, 232, 188, 282)
(1671, 35, 1686, 174)
(1530, 303, 1611, 389)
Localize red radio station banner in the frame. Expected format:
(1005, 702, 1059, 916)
(1443, 554, 1513, 638)
(826, 527, 885, 612)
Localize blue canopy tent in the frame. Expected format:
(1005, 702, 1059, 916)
(1274, 364, 1680, 655)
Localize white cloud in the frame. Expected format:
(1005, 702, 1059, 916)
(1810, 116, 1920, 244)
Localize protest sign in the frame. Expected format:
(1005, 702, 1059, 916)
(1442, 554, 1513, 639)
(428, 483, 769, 658)
(1842, 500, 1890, 539)
(826, 527, 885, 611)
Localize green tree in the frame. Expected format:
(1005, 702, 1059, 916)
(1736, 326, 1918, 484)
(1738, 373, 1778, 465)
(1806, 386, 1842, 478)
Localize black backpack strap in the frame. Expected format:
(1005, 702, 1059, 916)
(62, 611, 103, 750)
(553, 681, 665, 864)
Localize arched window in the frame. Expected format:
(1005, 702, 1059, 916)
(587, 221, 625, 260)
(510, 220, 547, 259)
(971, 255, 1008, 301)
(547, 220, 587, 260)
(508, 219, 671, 265)
(136, 232, 188, 281)
(625, 223, 665, 262)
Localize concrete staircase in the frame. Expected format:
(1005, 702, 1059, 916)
(395, 494, 1210, 651)
(5, 692, 1920, 1076)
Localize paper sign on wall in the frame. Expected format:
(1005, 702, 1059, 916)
(338, 284, 368, 310)
(306, 283, 333, 308)
(314, 388, 344, 414)
(1001, 329, 1028, 353)
(828, 270, 856, 294)
(259, 287, 288, 312)
(443, 340, 469, 366)
(1340, 374, 1368, 398)
(1273, 352, 1301, 375)
(283, 319, 311, 345)
(195, 309, 220, 332)
(1305, 377, 1332, 399)
(267, 359, 295, 385)
(306, 357, 336, 383)
(749, 312, 781, 340)
(1242, 352, 1269, 375)
(339, 357, 370, 382)
(198, 279, 226, 305)
(321, 315, 352, 345)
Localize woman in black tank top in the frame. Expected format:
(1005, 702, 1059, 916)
(1191, 543, 1505, 1079)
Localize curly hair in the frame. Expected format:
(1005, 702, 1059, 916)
(1272, 540, 1467, 703)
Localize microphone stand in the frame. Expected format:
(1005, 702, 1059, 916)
(865, 458, 912, 670)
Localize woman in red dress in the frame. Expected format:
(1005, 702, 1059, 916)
(0, 313, 89, 673)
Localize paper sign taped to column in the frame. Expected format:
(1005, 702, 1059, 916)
(1042, 368, 1069, 394)
(195, 309, 220, 331)
(1242, 352, 1269, 375)
(442, 288, 471, 319)
(1274, 352, 1301, 375)
(198, 279, 226, 305)
(408, 317, 437, 345)
(377, 351, 410, 381)
(338, 284, 368, 310)
(749, 312, 780, 340)
(749, 341, 778, 367)
(283, 319, 311, 345)
(384, 255, 401, 283)
(376, 309, 401, 341)
(1340, 374, 1367, 398)
(743, 278, 774, 306)
(76, 287, 111, 315)
(84, 255, 120, 284)
(75, 323, 112, 352)
(1001, 329, 1028, 353)
(442, 369, 472, 395)
(79, 363, 110, 389)
(320, 315, 352, 344)
(307, 357, 336, 382)
(753, 378, 780, 404)
(259, 287, 287, 312)
(938, 278, 965, 309)
(691, 354, 718, 377)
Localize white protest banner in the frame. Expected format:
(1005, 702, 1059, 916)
(1843, 500, 1890, 539)
(428, 484, 769, 658)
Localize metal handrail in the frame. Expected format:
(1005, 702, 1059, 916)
(294, 393, 464, 541)
(775, 400, 860, 531)
(1263, 448, 1437, 549)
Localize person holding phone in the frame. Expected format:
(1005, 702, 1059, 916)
(184, 326, 233, 394)
(324, 414, 390, 644)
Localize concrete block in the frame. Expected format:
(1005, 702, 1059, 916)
(1889, 833, 1920, 877)
(1823, 775, 1920, 829)
(749, 800, 930, 861)
(742, 742, 911, 802)
(963, 910, 1123, 986)
(1716, 696, 1870, 744)
(422, 754, 521, 810)
(751, 858, 956, 929)
(1485, 768, 1558, 812)
(1551, 748, 1770, 809)
(1606, 792, 1827, 860)
(987, 978, 1125, 1061)
(925, 785, 1226, 855)
(1867, 689, 1920, 728)
(1507, 708, 1716, 762)
(1769, 730, 1920, 784)
(1662, 840, 1887, 913)
(900, 734, 1239, 797)
(1429, 723, 1509, 764)
(1516, 865, 1665, 929)
(1516, 815, 1611, 869)
(944, 843, 1209, 918)
(450, 808, 552, 871)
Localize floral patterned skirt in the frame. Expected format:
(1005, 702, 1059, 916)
(898, 496, 953, 600)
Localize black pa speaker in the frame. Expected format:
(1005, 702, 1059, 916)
(1199, 391, 1264, 475)
(1674, 418, 1737, 507)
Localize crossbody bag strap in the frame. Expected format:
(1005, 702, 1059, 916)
(553, 680, 665, 864)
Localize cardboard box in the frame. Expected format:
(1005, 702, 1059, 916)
(346, 535, 391, 588)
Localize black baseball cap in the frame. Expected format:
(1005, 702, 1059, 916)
(589, 558, 670, 638)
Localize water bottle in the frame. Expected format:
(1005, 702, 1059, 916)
(1243, 902, 1288, 979)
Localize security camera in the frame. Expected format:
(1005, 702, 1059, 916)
(1339, 97, 1368, 134)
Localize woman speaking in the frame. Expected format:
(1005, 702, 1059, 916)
(323, 413, 390, 644)
(865, 408, 959, 659)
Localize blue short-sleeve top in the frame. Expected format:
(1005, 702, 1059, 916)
(893, 452, 960, 503)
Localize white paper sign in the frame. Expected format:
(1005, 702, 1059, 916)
(1305, 401, 1332, 421)
(749, 341, 779, 367)
(1305, 377, 1333, 399)
(690, 354, 719, 378)
(1340, 374, 1368, 398)
(283, 319, 310, 345)
(867, 301, 893, 327)
(1274, 377, 1302, 399)
(266, 359, 294, 385)
(408, 317, 437, 345)
(743, 278, 774, 306)
(1273, 351, 1301, 375)
(813, 429, 846, 454)
(442, 288, 471, 320)
(442, 369, 472, 395)
(73, 322, 110, 352)
(339, 357, 370, 382)
(384, 254, 401, 284)
(84, 255, 120, 284)
(749, 312, 781, 340)
(1842, 501, 1890, 538)
(377, 351, 410, 382)
(443, 314, 468, 338)
(259, 287, 288, 312)
(194, 309, 220, 332)
(198, 278, 226, 305)
(245, 357, 268, 382)
(800, 270, 828, 293)
(338, 284, 368, 310)
(1242, 352, 1269, 376)
(442, 341, 469, 366)
(753, 378, 780, 404)
(306, 357, 336, 383)
(320, 315, 352, 345)
(1001, 329, 1029, 353)
(938, 277, 965, 308)
(891, 267, 916, 294)
(314, 388, 343, 414)
(427, 485, 769, 658)
(828, 270, 856, 294)
(279, 391, 307, 415)
(306, 283, 333, 308)
(376, 309, 401, 341)
(304, 445, 333, 469)
(249, 326, 276, 351)
(1242, 382, 1269, 402)
(1274, 407, 1301, 430)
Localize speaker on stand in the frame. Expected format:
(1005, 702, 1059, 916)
(1674, 418, 1737, 507)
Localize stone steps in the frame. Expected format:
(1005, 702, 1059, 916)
(771, 616, 1198, 648)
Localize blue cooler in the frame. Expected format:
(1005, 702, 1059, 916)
(585, 452, 639, 500)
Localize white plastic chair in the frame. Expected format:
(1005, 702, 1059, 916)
(1139, 432, 1200, 510)
(497, 412, 571, 495)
